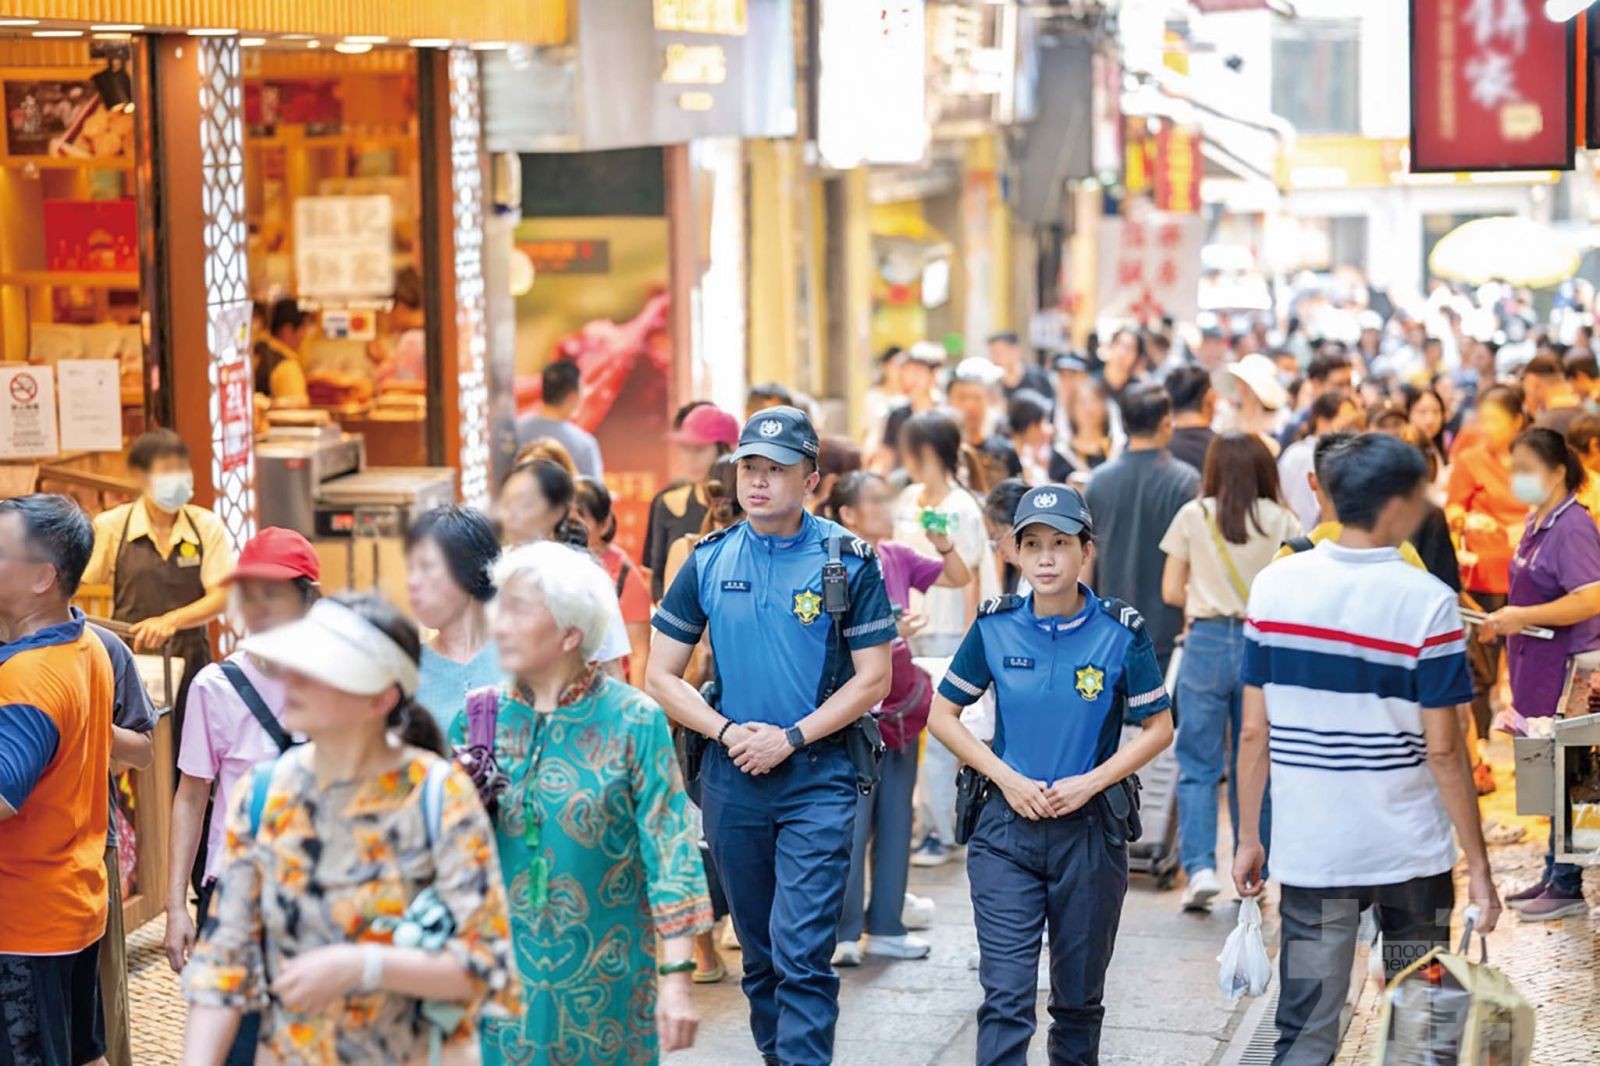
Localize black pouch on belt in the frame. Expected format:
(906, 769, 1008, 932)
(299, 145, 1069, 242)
(674, 680, 721, 804)
(842, 715, 885, 795)
(954, 765, 991, 846)
(1099, 774, 1144, 846)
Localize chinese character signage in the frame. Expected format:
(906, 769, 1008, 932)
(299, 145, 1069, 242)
(1155, 126, 1201, 213)
(1410, 0, 1574, 173)
(293, 195, 395, 300)
(519, 239, 612, 275)
(217, 359, 252, 475)
(816, 0, 929, 167)
(1095, 209, 1204, 325)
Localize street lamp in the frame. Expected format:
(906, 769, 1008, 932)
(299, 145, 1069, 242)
(1547, 0, 1599, 21)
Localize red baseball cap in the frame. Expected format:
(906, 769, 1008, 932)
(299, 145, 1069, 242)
(669, 404, 740, 448)
(227, 527, 321, 585)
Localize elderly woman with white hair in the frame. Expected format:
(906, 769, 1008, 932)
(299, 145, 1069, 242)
(453, 541, 712, 1066)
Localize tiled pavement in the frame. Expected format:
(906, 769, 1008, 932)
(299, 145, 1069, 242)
(128, 852, 1255, 1065)
(1334, 743, 1600, 1066)
(126, 741, 1596, 1064)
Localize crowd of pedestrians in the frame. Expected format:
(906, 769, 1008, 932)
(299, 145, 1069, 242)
(2, 275, 1599, 1066)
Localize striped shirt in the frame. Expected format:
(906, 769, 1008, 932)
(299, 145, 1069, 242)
(1242, 541, 1473, 888)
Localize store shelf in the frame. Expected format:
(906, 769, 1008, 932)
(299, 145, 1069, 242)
(0, 271, 140, 289)
(0, 156, 134, 172)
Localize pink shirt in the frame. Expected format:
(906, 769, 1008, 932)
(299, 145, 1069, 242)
(177, 653, 288, 883)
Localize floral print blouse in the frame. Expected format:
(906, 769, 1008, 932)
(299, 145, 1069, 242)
(183, 747, 520, 1064)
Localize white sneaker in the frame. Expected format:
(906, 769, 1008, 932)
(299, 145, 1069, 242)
(902, 893, 936, 931)
(1181, 868, 1222, 912)
(864, 934, 931, 960)
(832, 941, 863, 967)
(719, 920, 741, 952)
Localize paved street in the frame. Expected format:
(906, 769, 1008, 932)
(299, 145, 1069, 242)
(127, 748, 1599, 1065)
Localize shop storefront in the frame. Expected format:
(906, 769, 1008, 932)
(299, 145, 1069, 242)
(0, 3, 563, 932)
(482, 0, 794, 562)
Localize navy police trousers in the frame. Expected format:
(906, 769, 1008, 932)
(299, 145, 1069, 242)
(701, 741, 858, 1066)
(968, 795, 1129, 1066)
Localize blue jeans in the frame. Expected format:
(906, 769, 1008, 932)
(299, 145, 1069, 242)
(700, 741, 857, 1066)
(1175, 618, 1271, 877)
(1543, 822, 1585, 896)
(838, 742, 918, 941)
(968, 795, 1127, 1066)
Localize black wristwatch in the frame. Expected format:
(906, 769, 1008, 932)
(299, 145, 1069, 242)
(784, 725, 806, 751)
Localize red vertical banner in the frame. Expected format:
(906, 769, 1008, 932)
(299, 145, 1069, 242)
(1410, 0, 1575, 172)
(1154, 126, 1201, 213)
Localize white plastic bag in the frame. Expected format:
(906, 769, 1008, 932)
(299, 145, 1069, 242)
(1216, 898, 1272, 1003)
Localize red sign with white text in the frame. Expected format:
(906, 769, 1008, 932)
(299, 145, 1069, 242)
(1410, 0, 1573, 172)
(218, 361, 252, 474)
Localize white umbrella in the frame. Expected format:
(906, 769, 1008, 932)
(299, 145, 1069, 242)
(1427, 216, 1581, 290)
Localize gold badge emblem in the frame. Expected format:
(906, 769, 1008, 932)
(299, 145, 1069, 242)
(179, 542, 198, 558)
(793, 589, 823, 625)
(1075, 665, 1105, 701)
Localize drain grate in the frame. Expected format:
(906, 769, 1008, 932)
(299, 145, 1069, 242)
(1217, 987, 1280, 1066)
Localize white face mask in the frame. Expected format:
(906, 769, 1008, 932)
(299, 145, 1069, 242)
(148, 471, 195, 513)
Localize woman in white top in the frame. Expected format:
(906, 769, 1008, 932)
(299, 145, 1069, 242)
(892, 412, 995, 866)
(1159, 431, 1302, 911)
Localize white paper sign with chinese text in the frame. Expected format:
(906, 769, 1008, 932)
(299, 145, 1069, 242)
(293, 196, 394, 300)
(0, 365, 58, 458)
(1095, 211, 1205, 324)
(57, 359, 122, 452)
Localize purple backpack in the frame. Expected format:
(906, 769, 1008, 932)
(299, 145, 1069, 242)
(453, 686, 509, 814)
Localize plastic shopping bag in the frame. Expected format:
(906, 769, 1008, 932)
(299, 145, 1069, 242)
(1374, 907, 1534, 1066)
(1216, 898, 1272, 1003)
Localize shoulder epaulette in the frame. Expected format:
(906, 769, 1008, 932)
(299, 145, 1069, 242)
(693, 525, 735, 550)
(842, 535, 875, 560)
(1101, 597, 1145, 633)
(978, 594, 1024, 617)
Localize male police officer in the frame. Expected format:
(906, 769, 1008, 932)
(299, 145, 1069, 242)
(647, 406, 895, 1066)
(926, 485, 1175, 1064)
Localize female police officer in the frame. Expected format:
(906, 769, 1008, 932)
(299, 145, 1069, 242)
(927, 484, 1175, 1066)
(647, 406, 894, 1066)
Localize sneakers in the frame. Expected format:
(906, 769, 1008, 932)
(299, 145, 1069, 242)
(1518, 891, 1589, 922)
(910, 834, 955, 867)
(1505, 880, 1550, 912)
(865, 933, 931, 960)
(831, 941, 863, 967)
(902, 892, 936, 930)
(1181, 868, 1222, 912)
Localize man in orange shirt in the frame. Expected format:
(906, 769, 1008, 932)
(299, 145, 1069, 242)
(0, 494, 115, 1066)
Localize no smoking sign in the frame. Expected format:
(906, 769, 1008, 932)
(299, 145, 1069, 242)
(9, 372, 37, 405)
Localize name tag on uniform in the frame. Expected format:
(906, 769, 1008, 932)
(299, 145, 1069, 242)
(175, 542, 201, 568)
(1004, 656, 1035, 670)
(722, 580, 751, 592)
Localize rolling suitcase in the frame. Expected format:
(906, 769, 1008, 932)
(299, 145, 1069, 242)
(1122, 641, 1182, 889)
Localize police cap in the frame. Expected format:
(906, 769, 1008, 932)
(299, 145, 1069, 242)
(730, 405, 821, 467)
(1012, 484, 1093, 538)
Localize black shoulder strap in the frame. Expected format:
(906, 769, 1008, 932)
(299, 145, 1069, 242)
(219, 660, 295, 753)
(615, 557, 630, 599)
(1284, 536, 1315, 555)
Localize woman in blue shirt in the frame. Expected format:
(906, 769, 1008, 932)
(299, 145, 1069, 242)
(406, 505, 502, 730)
(928, 484, 1175, 1066)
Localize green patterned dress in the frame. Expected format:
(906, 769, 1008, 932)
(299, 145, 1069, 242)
(451, 667, 712, 1066)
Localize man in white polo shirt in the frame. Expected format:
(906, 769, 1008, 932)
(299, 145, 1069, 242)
(1232, 432, 1500, 1066)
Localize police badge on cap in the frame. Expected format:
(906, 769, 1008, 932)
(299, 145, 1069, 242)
(1012, 484, 1093, 537)
(730, 405, 821, 467)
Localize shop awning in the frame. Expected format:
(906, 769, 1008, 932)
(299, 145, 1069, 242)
(2, 0, 566, 44)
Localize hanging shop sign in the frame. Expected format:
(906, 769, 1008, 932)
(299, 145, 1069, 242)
(1095, 207, 1205, 325)
(0, 366, 59, 459)
(927, 1, 1016, 133)
(816, 0, 929, 168)
(293, 195, 394, 301)
(217, 358, 253, 476)
(1409, 0, 1575, 173)
(484, 0, 794, 153)
(1154, 126, 1201, 213)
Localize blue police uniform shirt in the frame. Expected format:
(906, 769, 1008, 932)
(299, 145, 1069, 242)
(937, 586, 1171, 783)
(653, 510, 897, 728)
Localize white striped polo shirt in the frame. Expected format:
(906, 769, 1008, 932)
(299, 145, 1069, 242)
(1243, 540, 1474, 888)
